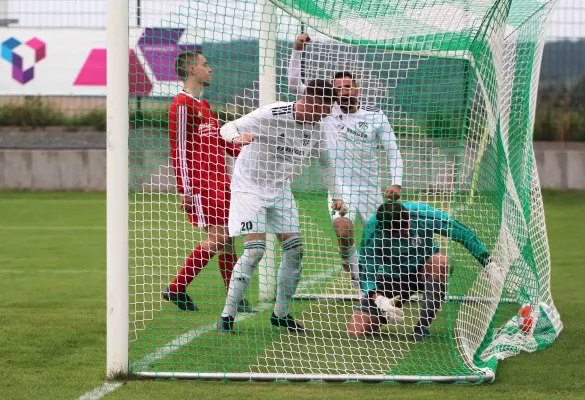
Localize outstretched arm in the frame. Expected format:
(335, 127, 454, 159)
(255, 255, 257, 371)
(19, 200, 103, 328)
(410, 202, 506, 295)
(288, 34, 310, 96)
(220, 105, 275, 145)
(408, 203, 490, 265)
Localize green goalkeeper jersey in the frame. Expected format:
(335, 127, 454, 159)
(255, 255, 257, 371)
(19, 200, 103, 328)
(358, 202, 490, 294)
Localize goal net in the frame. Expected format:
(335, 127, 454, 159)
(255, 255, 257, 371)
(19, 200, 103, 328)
(108, 0, 563, 383)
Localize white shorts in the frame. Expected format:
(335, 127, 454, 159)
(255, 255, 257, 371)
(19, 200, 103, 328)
(229, 190, 300, 237)
(328, 191, 382, 227)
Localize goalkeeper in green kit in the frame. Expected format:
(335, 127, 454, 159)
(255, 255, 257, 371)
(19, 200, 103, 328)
(347, 201, 505, 341)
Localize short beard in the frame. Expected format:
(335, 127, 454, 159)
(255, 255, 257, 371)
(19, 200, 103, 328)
(339, 97, 358, 112)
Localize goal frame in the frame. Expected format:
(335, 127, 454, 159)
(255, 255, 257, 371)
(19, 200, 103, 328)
(106, 0, 129, 378)
(106, 0, 554, 383)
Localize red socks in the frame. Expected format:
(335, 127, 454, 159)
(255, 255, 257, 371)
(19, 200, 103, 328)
(169, 246, 237, 293)
(169, 245, 214, 293)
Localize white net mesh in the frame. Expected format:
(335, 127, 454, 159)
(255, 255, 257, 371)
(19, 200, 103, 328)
(124, 0, 563, 382)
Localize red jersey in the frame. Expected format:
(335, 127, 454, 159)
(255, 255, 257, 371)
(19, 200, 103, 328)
(168, 91, 240, 195)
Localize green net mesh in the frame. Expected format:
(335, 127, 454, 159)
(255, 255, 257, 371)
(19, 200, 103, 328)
(127, 0, 562, 382)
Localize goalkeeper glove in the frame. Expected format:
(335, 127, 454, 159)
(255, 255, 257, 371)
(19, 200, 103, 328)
(374, 294, 404, 325)
(484, 257, 506, 295)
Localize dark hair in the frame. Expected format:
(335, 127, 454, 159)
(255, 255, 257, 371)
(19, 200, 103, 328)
(304, 79, 337, 104)
(376, 202, 410, 238)
(333, 71, 358, 86)
(174, 50, 203, 81)
(333, 71, 354, 80)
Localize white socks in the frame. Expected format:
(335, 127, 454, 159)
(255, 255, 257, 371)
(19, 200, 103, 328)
(221, 240, 266, 318)
(273, 236, 303, 318)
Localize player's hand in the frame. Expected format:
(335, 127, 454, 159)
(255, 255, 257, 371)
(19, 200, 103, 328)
(373, 294, 404, 325)
(294, 33, 311, 51)
(385, 185, 402, 201)
(181, 194, 195, 214)
(485, 257, 506, 295)
(331, 199, 349, 217)
(232, 132, 255, 146)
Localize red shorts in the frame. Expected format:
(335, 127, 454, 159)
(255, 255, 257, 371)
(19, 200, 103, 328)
(187, 190, 230, 228)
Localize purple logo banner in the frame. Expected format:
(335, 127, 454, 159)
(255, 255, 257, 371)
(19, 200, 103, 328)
(137, 28, 201, 82)
(2, 36, 46, 84)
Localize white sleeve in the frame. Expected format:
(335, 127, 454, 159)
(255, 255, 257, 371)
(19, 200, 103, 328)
(219, 121, 239, 143)
(377, 114, 404, 187)
(220, 106, 273, 142)
(315, 125, 343, 200)
(288, 50, 306, 96)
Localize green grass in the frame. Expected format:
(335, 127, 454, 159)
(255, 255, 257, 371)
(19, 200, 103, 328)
(0, 191, 584, 399)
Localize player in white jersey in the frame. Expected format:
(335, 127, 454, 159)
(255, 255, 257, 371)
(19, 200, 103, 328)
(218, 79, 347, 333)
(288, 34, 404, 289)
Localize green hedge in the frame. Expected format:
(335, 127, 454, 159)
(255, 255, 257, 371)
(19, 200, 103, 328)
(0, 97, 106, 131)
(0, 97, 254, 133)
(1, 96, 584, 142)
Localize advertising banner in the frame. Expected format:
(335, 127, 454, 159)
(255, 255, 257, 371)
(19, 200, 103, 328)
(0, 28, 201, 97)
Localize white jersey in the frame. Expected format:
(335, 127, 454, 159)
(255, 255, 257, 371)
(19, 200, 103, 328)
(288, 50, 403, 194)
(323, 106, 403, 193)
(227, 102, 342, 200)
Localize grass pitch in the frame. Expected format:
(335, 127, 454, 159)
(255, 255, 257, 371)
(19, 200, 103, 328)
(0, 190, 584, 399)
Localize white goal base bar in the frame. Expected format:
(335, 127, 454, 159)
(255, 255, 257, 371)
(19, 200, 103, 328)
(136, 371, 495, 383)
(293, 293, 517, 304)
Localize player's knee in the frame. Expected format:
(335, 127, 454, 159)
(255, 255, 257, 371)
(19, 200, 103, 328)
(292, 245, 304, 261)
(424, 254, 450, 282)
(207, 224, 231, 242)
(333, 217, 353, 238)
(347, 311, 379, 336)
(243, 241, 266, 264)
(281, 236, 303, 261)
(232, 242, 266, 283)
(246, 247, 266, 264)
(221, 242, 236, 256)
(347, 322, 367, 336)
(222, 236, 235, 250)
(218, 233, 232, 246)
(215, 237, 232, 253)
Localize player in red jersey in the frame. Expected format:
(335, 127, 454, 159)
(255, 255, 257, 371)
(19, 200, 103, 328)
(163, 50, 254, 313)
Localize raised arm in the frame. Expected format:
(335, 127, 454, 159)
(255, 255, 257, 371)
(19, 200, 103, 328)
(288, 34, 310, 96)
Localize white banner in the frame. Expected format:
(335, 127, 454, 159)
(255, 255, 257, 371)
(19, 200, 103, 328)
(0, 28, 200, 97)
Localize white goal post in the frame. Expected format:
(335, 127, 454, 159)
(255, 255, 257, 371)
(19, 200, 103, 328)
(106, 0, 129, 378)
